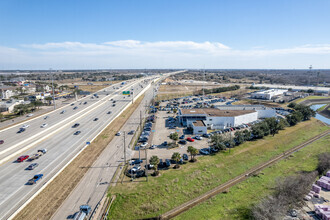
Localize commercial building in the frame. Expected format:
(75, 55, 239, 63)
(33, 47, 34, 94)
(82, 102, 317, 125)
(178, 108, 258, 133)
(0, 86, 15, 100)
(251, 89, 287, 100)
(215, 105, 276, 118)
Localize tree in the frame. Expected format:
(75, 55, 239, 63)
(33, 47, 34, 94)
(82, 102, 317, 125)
(31, 100, 43, 109)
(234, 131, 245, 145)
(14, 104, 29, 115)
(149, 155, 160, 176)
(251, 124, 265, 139)
(242, 129, 252, 141)
(211, 134, 226, 151)
(169, 132, 179, 141)
(187, 146, 198, 162)
(317, 152, 330, 175)
(286, 111, 303, 126)
(171, 152, 181, 169)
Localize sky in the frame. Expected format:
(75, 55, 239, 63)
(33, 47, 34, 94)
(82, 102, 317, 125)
(0, 0, 330, 70)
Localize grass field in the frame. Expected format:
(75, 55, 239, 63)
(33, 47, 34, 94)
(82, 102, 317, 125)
(14, 96, 144, 220)
(174, 135, 330, 220)
(108, 119, 329, 219)
(295, 96, 329, 104)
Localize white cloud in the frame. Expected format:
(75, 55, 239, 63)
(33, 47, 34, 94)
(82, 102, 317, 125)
(1, 40, 330, 69)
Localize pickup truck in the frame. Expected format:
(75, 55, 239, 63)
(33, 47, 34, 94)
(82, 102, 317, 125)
(28, 174, 43, 185)
(73, 205, 91, 220)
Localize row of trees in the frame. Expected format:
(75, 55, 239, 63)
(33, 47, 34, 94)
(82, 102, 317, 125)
(148, 146, 199, 176)
(13, 101, 44, 115)
(210, 117, 288, 152)
(203, 85, 240, 95)
(286, 103, 316, 126)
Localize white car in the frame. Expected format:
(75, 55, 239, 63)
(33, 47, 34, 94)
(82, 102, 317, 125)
(195, 136, 203, 140)
(26, 114, 33, 117)
(116, 132, 121, 136)
(22, 124, 30, 129)
(41, 123, 48, 128)
(131, 165, 141, 173)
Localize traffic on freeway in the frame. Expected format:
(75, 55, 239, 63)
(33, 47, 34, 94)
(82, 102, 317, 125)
(0, 75, 161, 219)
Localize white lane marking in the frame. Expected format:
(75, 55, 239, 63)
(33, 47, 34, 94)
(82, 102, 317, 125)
(7, 78, 155, 220)
(0, 80, 144, 164)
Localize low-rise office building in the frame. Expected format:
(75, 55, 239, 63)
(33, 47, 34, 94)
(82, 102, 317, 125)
(215, 105, 276, 118)
(179, 108, 258, 132)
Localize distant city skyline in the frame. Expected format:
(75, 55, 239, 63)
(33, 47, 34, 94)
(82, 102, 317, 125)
(1, 0, 330, 69)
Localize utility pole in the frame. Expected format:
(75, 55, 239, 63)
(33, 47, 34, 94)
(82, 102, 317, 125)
(145, 144, 148, 182)
(123, 131, 126, 164)
(50, 68, 56, 110)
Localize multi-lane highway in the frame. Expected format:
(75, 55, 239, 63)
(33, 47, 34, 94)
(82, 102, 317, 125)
(0, 74, 163, 219)
(52, 78, 160, 219)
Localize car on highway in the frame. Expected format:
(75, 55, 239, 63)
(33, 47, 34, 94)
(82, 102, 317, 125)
(0, 140, 4, 144)
(17, 128, 25, 133)
(28, 174, 43, 185)
(187, 137, 195, 142)
(128, 130, 134, 135)
(22, 124, 30, 129)
(72, 123, 80, 128)
(44, 116, 49, 119)
(38, 149, 47, 154)
(107, 111, 112, 114)
(71, 103, 75, 106)
(27, 163, 39, 170)
(60, 110, 66, 114)
(74, 131, 81, 135)
(116, 132, 121, 136)
(41, 123, 48, 128)
(93, 118, 99, 121)
(17, 155, 29, 162)
(112, 104, 116, 107)
(83, 102, 87, 104)
(29, 152, 43, 161)
(73, 107, 78, 110)
(26, 113, 33, 117)
(112, 100, 116, 103)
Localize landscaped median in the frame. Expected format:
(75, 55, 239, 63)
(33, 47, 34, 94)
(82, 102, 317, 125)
(108, 118, 329, 219)
(174, 134, 330, 220)
(13, 95, 144, 220)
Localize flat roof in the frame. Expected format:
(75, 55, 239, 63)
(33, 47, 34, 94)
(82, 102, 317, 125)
(193, 120, 205, 126)
(181, 108, 256, 117)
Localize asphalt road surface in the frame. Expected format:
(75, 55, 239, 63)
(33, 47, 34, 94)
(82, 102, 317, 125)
(52, 80, 159, 220)
(0, 75, 161, 219)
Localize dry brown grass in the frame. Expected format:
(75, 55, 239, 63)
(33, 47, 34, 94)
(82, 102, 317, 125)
(14, 95, 144, 220)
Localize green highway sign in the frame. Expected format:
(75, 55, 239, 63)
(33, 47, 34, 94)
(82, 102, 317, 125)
(122, 91, 130, 95)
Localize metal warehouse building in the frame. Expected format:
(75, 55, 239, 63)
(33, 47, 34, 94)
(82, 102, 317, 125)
(251, 89, 287, 100)
(215, 105, 276, 118)
(178, 108, 258, 132)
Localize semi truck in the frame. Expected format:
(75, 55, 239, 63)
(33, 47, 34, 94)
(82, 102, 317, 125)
(73, 205, 91, 220)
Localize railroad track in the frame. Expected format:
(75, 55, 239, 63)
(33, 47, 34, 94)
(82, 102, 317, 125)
(159, 130, 330, 220)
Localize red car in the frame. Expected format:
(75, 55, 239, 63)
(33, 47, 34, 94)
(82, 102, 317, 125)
(187, 137, 195, 142)
(17, 155, 29, 162)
